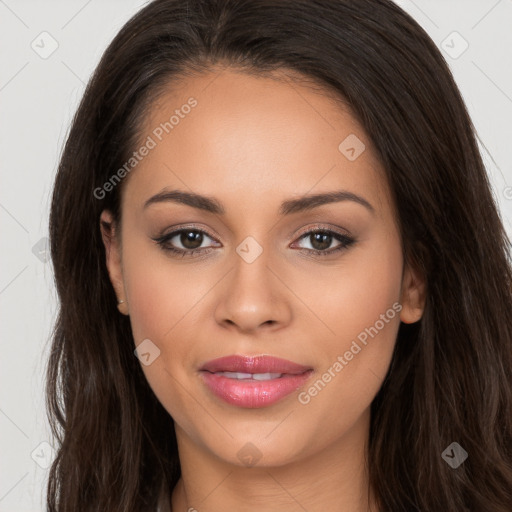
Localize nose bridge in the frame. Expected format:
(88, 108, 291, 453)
(214, 231, 290, 331)
(230, 232, 274, 300)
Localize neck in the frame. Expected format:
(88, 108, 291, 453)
(170, 408, 378, 512)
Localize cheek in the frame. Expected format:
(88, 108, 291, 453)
(122, 240, 208, 345)
(288, 231, 403, 349)
(120, 240, 206, 423)
(338, 235, 403, 378)
(120, 238, 220, 408)
(292, 233, 403, 425)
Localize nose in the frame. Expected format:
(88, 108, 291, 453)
(214, 248, 292, 334)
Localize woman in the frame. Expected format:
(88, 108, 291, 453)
(46, 0, 512, 510)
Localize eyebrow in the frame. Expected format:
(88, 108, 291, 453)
(143, 189, 375, 216)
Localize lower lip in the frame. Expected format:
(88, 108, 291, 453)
(200, 371, 313, 408)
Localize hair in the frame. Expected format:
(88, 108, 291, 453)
(46, 0, 512, 510)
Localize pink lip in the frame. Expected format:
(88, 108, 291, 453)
(199, 355, 313, 408)
(200, 355, 311, 374)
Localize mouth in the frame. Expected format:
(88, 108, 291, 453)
(209, 371, 288, 380)
(199, 355, 314, 408)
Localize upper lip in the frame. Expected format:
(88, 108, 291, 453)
(200, 355, 312, 375)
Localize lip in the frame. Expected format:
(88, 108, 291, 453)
(200, 354, 312, 374)
(199, 355, 313, 408)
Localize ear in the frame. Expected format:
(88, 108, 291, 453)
(399, 262, 426, 324)
(100, 210, 129, 315)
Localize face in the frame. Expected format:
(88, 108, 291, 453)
(101, 68, 425, 468)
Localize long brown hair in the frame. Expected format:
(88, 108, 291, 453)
(46, 0, 512, 510)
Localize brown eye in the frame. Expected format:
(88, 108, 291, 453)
(152, 227, 220, 258)
(179, 230, 204, 250)
(293, 228, 356, 256)
(309, 231, 333, 251)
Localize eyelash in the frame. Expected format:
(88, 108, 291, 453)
(152, 225, 356, 259)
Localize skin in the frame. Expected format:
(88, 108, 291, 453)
(100, 67, 425, 512)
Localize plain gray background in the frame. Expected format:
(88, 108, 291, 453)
(1, 1, 511, 510)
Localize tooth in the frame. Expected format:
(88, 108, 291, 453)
(220, 372, 253, 379)
(216, 372, 283, 380)
(252, 373, 282, 380)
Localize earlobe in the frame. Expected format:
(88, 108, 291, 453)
(399, 263, 426, 324)
(100, 210, 129, 315)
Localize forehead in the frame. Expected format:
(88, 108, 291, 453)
(122, 67, 390, 216)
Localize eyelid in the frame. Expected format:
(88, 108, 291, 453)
(292, 223, 352, 239)
(158, 223, 221, 242)
(157, 222, 351, 245)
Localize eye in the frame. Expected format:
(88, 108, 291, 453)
(152, 225, 356, 258)
(152, 227, 220, 258)
(292, 228, 356, 256)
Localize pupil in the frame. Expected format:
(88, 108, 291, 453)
(311, 232, 331, 251)
(181, 231, 202, 249)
